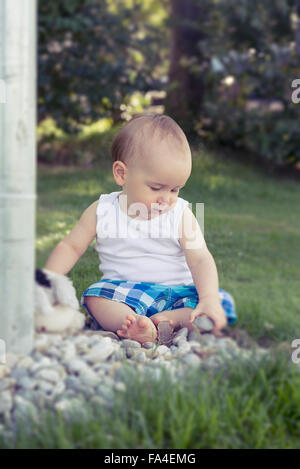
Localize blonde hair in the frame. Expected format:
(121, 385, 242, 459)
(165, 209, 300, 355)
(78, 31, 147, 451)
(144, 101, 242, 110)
(111, 112, 189, 166)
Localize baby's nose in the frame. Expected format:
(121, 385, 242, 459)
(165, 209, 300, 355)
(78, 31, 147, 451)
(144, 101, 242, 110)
(157, 195, 171, 208)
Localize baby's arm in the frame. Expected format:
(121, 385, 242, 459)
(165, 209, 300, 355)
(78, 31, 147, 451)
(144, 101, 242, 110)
(178, 207, 227, 331)
(44, 200, 98, 275)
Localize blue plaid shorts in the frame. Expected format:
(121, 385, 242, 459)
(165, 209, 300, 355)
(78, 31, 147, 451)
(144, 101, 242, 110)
(81, 279, 237, 330)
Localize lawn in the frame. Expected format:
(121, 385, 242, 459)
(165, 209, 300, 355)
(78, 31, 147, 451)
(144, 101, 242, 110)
(17, 140, 299, 449)
(36, 142, 300, 345)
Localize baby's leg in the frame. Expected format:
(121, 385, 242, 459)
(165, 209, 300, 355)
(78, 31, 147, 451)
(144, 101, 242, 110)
(151, 307, 194, 332)
(84, 296, 158, 343)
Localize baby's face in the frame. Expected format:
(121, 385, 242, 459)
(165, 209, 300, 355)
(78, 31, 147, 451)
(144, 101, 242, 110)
(121, 137, 192, 219)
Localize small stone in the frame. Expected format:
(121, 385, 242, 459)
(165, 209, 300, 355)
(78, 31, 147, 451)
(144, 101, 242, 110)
(76, 343, 90, 354)
(181, 353, 201, 367)
(66, 359, 88, 374)
(0, 365, 10, 379)
(54, 397, 84, 417)
(114, 381, 126, 392)
(78, 367, 99, 387)
(172, 328, 188, 344)
(144, 348, 159, 359)
(156, 345, 169, 356)
(35, 368, 61, 384)
(96, 382, 114, 402)
(5, 353, 20, 369)
(34, 334, 49, 352)
(176, 327, 188, 338)
(37, 380, 54, 394)
(65, 376, 85, 394)
(31, 357, 53, 373)
(13, 395, 39, 423)
(187, 330, 202, 342)
(84, 340, 115, 363)
(172, 335, 187, 347)
(199, 334, 216, 346)
(157, 322, 174, 346)
(142, 342, 155, 349)
(11, 367, 29, 381)
(60, 342, 76, 361)
(120, 339, 141, 349)
(193, 316, 214, 332)
(162, 350, 173, 360)
(44, 334, 62, 345)
(51, 381, 66, 397)
(18, 376, 37, 390)
(0, 377, 16, 392)
(90, 395, 106, 407)
(73, 335, 90, 346)
(188, 341, 203, 353)
(126, 348, 140, 359)
(0, 391, 13, 414)
(177, 342, 191, 356)
(135, 351, 147, 363)
(112, 347, 126, 361)
(196, 346, 218, 360)
(16, 356, 35, 369)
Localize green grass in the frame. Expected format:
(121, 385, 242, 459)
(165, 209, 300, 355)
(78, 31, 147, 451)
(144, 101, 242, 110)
(1, 352, 300, 449)
(21, 139, 300, 449)
(36, 143, 300, 345)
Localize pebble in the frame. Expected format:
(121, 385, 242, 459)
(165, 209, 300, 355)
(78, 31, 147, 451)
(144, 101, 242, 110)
(121, 339, 141, 349)
(193, 316, 214, 332)
(84, 339, 115, 363)
(66, 358, 88, 374)
(181, 353, 202, 367)
(0, 391, 13, 415)
(0, 327, 269, 436)
(156, 345, 169, 356)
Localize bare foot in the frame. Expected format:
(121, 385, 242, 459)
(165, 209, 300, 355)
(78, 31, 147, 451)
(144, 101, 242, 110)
(116, 314, 158, 344)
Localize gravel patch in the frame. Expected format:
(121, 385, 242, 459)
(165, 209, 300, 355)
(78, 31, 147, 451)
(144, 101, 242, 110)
(0, 326, 268, 440)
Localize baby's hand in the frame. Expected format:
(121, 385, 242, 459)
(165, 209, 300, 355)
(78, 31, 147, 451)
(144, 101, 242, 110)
(189, 297, 227, 336)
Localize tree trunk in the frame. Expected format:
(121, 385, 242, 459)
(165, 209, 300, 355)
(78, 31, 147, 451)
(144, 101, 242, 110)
(165, 0, 204, 134)
(0, 0, 37, 354)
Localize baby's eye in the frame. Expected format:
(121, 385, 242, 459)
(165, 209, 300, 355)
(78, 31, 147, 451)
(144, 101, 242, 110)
(150, 187, 180, 192)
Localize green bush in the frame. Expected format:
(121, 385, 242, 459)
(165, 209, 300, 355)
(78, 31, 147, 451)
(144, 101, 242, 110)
(196, 42, 300, 167)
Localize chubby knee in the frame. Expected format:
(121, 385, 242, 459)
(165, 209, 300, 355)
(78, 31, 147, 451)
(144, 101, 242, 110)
(84, 295, 112, 310)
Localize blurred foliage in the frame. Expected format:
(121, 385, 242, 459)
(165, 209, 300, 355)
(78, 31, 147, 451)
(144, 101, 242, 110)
(38, 0, 169, 133)
(187, 0, 300, 166)
(37, 90, 153, 166)
(38, 0, 300, 167)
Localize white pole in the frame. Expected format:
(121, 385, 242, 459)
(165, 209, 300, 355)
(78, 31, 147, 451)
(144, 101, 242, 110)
(0, 0, 37, 354)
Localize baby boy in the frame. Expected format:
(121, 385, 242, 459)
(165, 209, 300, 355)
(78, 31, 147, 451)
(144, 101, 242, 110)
(44, 113, 236, 344)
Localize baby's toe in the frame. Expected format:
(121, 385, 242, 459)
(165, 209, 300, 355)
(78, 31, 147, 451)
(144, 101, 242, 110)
(137, 317, 150, 329)
(126, 314, 136, 324)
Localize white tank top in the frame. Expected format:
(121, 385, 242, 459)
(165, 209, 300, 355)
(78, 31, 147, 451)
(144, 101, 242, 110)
(94, 190, 195, 285)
